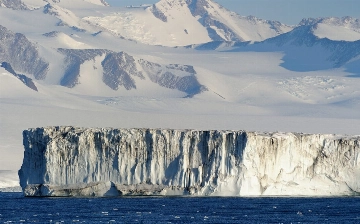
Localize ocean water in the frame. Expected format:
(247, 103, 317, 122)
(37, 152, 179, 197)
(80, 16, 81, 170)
(0, 193, 360, 223)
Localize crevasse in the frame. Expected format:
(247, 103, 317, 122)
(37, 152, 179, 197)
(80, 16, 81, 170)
(19, 127, 360, 197)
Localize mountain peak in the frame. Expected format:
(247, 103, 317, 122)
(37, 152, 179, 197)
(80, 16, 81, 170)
(299, 16, 360, 27)
(149, 0, 292, 43)
(298, 16, 360, 41)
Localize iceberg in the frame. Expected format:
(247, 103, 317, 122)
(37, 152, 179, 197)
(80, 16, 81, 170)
(19, 127, 360, 197)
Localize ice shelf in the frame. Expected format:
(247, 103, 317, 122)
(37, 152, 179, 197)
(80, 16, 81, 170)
(19, 127, 360, 197)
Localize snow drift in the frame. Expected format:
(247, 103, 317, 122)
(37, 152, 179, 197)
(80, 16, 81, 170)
(19, 127, 360, 197)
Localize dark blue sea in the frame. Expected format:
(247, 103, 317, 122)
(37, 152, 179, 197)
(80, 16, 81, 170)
(0, 193, 360, 223)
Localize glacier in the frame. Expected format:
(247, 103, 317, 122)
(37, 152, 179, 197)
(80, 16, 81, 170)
(18, 127, 360, 197)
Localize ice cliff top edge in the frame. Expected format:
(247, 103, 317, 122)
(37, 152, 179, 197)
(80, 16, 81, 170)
(19, 127, 360, 197)
(22, 126, 360, 137)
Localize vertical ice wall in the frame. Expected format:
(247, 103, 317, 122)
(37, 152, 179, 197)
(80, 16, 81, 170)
(19, 127, 360, 196)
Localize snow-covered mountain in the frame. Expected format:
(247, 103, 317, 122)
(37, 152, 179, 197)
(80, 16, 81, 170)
(0, 25, 49, 79)
(262, 20, 360, 69)
(0, 0, 359, 186)
(190, 17, 360, 72)
(183, 0, 293, 41)
(0, 1, 358, 96)
(42, 3, 96, 32)
(83, 0, 293, 46)
(58, 48, 205, 96)
(301, 17, 360, 42)
(21, 0, 109, 8)
(0, 0, 28, 10)
(0, 0, 109, 11)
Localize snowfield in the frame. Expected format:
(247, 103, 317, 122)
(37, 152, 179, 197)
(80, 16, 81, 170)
(0, 0, 359, 191)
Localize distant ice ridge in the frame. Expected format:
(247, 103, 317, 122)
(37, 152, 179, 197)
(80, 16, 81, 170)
(300, 17, 360, 42)
(0, 170, 21, 192)
(19, 127, 360, 197)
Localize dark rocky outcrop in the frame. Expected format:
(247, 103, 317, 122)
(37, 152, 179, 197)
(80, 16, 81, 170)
(0, 0, 28, 10)
(102, 52, 144, 90)
(58, 49, 206, 95)
(1, 62, 38, 91)
(58, 48, 109, 87)
(0, 25, 49, 80)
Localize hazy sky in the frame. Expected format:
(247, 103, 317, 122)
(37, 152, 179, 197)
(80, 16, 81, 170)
(105, 0, 360, 25)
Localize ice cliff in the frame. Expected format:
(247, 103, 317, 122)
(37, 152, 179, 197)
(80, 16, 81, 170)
(19, 127, 360, 197)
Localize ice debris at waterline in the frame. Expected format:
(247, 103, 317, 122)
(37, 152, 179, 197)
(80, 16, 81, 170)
(19, 127, 360, 197)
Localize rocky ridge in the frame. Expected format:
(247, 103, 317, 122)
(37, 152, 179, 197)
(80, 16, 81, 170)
(0, 25, 49, 80)
(1, 62, 38, 91)
(0, 0, 28, 10)
(59, 49, 206, 95)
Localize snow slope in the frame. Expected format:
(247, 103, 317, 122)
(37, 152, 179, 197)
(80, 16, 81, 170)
(42, 31, 93, 49)
(303, 17, 360, 41)
(83, 5, 212, 46)
(42, 3, 99, 32)
(314, 23, 360, 41)
(187, 0, 293, 42)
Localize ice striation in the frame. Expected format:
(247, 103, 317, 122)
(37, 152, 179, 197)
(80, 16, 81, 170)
(19, 127, 360, 197)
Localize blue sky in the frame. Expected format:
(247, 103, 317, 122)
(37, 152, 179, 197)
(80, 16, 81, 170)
(105, 0, 360, 25)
